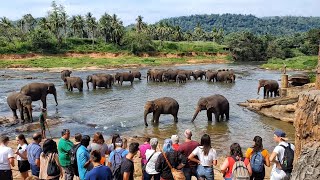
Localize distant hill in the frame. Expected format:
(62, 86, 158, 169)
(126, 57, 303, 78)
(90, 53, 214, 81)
(158, 14, 320, 35)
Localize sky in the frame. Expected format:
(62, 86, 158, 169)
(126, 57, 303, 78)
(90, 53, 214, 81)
(1, 0, 320, 25)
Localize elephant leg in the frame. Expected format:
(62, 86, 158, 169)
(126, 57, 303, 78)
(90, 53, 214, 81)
(173, 112, 178, 122)
(263, 88, 267, 99)
(152, 112, 155, 123)
(154, 112, 161, 123)
(131, 80, 133, 86)
(93, 83, 96, 89)
(225, 110, 230, 120)
(19, 108, 25, 122)
(41, 96, 47, 109)
(207, 111, 213, 121)
(12, 109, 18, 120)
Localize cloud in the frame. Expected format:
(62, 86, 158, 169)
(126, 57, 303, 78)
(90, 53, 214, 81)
(0, 0, 319, 25)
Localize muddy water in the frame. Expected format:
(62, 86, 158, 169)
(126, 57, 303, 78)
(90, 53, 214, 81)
(0, 64, 295, 156)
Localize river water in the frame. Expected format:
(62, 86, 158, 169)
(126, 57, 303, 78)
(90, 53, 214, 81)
(0, 64, 295, 155)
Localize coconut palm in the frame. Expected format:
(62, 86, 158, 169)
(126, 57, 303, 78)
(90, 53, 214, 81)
(0, 17, 15, 43)
(69, 15, 78, 37)
(99, 13, 112, 43)
(76, 15, 85, 38)
(85, 12, 97, 45)
(38, 17, 51, 31)
(22, 14, 35, 33)
(136, 15, 146, 32)
(110, 14, 124, 45)
(60, 12, 68, 38)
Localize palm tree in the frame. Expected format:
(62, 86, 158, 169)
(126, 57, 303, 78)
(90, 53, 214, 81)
(0, 17, 13, 28)
(110, 14, 124, 45)
(38, 17, 51, 31)
(85, 12, 97, 45)
(194, 23, 205, 41)
(156, 22, 170, 45)
(76, 15, 85, 38)
(99, 13, 112, 43)
(69, 15, 78, 37)
(0, 17, 15, 43)
(173, 26, 183, 41)
(60, 12, 68, 39)
(136, 15, 146, 32)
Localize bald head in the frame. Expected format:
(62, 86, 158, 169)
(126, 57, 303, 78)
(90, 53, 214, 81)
(32, 132, 42, 142)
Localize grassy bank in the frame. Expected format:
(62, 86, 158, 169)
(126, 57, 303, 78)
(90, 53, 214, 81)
(0, 54, 230, 69)
(261, 56, 318, 70)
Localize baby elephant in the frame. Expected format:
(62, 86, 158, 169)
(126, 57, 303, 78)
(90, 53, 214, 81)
(176, 73, 187, 83)
(7, 92, 33, 123)
(64, 77, 83, 92)
(144, 97, 179, 127)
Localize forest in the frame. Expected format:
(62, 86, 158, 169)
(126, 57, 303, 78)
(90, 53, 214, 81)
(0, 1, 319, 66)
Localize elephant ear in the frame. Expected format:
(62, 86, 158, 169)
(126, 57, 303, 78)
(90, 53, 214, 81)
(206, 100, 215, 110)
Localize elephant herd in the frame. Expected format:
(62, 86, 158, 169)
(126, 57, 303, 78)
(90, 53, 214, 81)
(147, 68, 236, 83)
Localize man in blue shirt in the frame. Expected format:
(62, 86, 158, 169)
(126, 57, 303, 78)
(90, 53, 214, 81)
(76, 135, 91, 180)
(26, 132, 42, 177)
(85, 150, 112, 180)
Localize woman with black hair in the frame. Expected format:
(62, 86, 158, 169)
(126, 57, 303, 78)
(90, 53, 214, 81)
(15, 134, 30, 180)
(245, 136, 270, 180)
(39, 139, 63, 180)
(188, 134, 217, 180)
(220, 143, 252, 180)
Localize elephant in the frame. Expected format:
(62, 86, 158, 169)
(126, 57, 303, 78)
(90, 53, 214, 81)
(216, 70, 235, 83)
(64, 77, 83, 92)
(192, 94, 229, 122)
(129, 71, 142, 80)
(178, 70, 192, 80)
(114, 72, 134, 86)
(192, 70, 206, 80)
(206, 71, 218, 82)
(7, 92, 33, 123)
(257, 79, 279, 98)
(176, 73, 187, 83)
(61, 70, 72, 81)
(86, 75, 109, 89)
(20, 83, 58, 109)
(93, 73, 114, 88)
(162, 70, 178, 82)
(147, 69, 165, 82)
(144, 97, 179, 127)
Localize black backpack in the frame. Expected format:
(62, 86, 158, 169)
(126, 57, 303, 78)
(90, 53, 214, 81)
(279, 143, 294, 173)
(68, 144, 81, 176)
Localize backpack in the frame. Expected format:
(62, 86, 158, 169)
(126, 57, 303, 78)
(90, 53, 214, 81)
(250, 150, 264, 173)
(68, 144, 81, 176)
(232, 157, 250, 180)
(279, 143, 294, 173)
(111, 149, 125, 180)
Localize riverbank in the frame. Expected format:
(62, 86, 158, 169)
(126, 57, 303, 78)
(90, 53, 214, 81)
(261, 55, 318, 71)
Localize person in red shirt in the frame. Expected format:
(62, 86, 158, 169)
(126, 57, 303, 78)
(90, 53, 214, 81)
(220, 143, 252, 180)
(171, 135, 179, 151)
(178, 129, 200, 180)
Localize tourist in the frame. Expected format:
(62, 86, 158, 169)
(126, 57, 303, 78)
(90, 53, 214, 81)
(39, 108, 47, 139)
(75, 133, 82, 144)
(77, 135, 91, 180)
(188, 134, 217, 180)
(108, 133, 120, 152)
(220, 143, 252, 180)
(155, 139, 186, 180)
(139, 137, 151, 178)
(108, 137, 129, 170)
(171, 134, 179, 151)
(0, 135, 15, 180)
(122, 137, 128, 149)
(39, 139, 63, 180)
(121, 142, 140, 180)
(178, 129, 200, 180)
(58, 129, 74, 180)
(15, 134, 30, 180)
(85, 150, 112, 180)
(26, 132, 43, 177)
(87, 132, 109, 165)
(245, 136, 270, 180)
(145, 138, 161, 180)
(269, 129, 295, 180)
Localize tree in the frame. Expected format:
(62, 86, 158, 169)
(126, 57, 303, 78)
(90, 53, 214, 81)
(85, 12, 97, 45)
(99, 13, 112, 43)
(135, 15, 146, 33)
(212, 28, 224, 44)
(110, 14, 124, 45)
(69, 15, 78, 37)
(0, 17, 16, 43)
(193, 23, 205, 41)
(38, 17, 51, 31)
(122, 31, 155, 55)
(76, 15, 85, 38)
(172, 26, 184, 41)
(22, 14, 36, 33)
(60, 11, 68, 39)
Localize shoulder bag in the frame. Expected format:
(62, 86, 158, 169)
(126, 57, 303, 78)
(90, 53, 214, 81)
(142, 151, 156, 172)
(162, 152, 186, 180)
(47, 153, 61, 177)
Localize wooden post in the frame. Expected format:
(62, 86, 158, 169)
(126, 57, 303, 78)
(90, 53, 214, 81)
(281, 74, 288, 88)
(316, 43, 320, 90)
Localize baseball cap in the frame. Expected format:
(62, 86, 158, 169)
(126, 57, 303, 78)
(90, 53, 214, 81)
(274, 129, 288, 141)
(171, 135, 179, 144)
(184, 129, 192, 139)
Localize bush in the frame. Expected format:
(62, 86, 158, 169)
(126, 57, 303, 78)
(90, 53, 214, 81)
(122, 31, 156, 55)
(29, 29, 58, 53)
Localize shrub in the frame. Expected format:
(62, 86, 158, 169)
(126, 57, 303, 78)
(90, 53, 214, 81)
(29, 29, 58, 53)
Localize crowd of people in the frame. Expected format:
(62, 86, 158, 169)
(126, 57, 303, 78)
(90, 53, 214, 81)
(0, 128, 294, 180)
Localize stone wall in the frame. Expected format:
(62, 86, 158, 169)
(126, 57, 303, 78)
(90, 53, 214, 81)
(291, 90, 320, 179)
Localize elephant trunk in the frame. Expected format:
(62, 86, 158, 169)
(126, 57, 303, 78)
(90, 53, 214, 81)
(87, 81, 90, 89)
(257, 84, 262, 95)
(144, 110, 149, 127)
(191, 107, 201, 122)
(53, 92, 58, 106)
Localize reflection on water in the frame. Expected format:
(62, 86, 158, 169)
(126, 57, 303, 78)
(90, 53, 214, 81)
(0, 64, 295, 155)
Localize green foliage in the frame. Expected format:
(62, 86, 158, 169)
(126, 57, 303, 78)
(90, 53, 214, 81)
(122, 31, 155, 55)
(29, 29, 58, 53)
(155, 41, 225, 53)
(261, 56, 318, 70)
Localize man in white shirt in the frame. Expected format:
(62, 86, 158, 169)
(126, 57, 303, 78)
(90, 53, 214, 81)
(0, 135, 15, 180)
(270, 129, 295, 180)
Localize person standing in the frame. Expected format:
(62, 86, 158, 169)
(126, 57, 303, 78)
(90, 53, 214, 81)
(139, 137, 151, 178)
(39, 139, 63, 180)
(87, 132, 109, 165)
(269, 130, 295, 180)
(178, 129, 200, 180)
(145, 138, 161, 180)
(39, 108, 47, 139)
(245, 136, 270, 180)
(171, 135, 180, 151)
(108, 137, 129, 170)
(0, 135, 15, 180)
(26, 132, 43, 178)
(58, 129, 74, 180)
(15, 134, 30, 180)
(121, 142, 140, 180)
(85, 150, 112, 180)
(77, 135, 91, 180)
(188, 134, 217, 180)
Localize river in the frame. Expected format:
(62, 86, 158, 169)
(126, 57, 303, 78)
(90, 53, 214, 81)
(0, 63, 295, 156)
